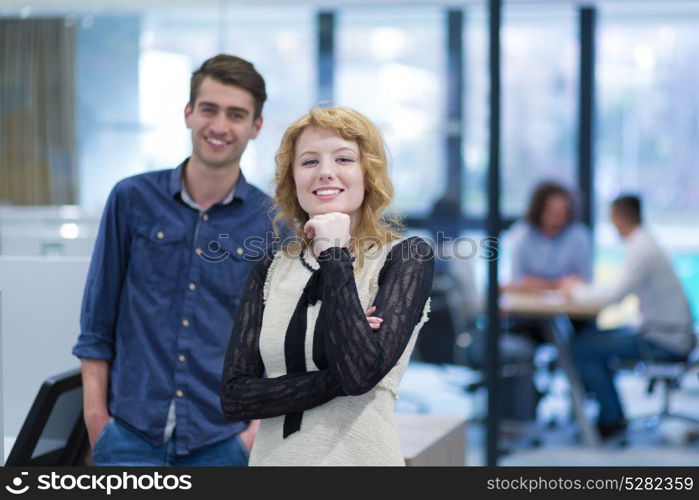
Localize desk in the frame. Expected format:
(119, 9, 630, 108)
(500, 290, 600, 319)
(500, 291, 602, 446)
(396, 414, 467, 466)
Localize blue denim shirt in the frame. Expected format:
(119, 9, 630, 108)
(510, 220, 593, 283)
(73, 160, 276, 454)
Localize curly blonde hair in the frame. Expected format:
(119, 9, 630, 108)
(273, 106, 401, 269)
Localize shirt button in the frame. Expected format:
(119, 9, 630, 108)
(188, 282, 196, 291)
(182, 319, 190, 327)
(195, 248, 203, 255)
(178, 354, 186, 362)
(176, 390, 184, 398)
(236, 247, 244, 256)
(202, 214, 209, 221)
(157, 231, 164, 240)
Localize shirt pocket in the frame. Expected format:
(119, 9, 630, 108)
(130, 223, 188, 293)
(204, 236, 257, 303)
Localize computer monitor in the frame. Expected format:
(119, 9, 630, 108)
(6, 368, 88, 466)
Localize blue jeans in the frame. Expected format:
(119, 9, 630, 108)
(92, 418, 249, 466)
(572, 326, 684, 426)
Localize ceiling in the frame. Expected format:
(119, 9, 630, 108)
(1, 0, 697, 16)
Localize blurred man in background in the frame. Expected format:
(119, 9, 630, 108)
(565, 195, 695, 439)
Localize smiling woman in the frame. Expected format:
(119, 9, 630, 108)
(292, 126, 365, 234)
(273, 106, 401, 270)
(220, 106, 435, 466)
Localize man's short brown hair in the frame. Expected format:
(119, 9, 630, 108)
(189, 54, 267, 119)
(612, 195, 642, 225)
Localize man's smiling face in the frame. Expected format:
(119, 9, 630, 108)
(184, 76, 262, 170)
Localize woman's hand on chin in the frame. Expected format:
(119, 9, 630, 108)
(304, 212, 351, 254)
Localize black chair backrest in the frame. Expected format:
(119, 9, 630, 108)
(6, 368, 88, 466)
(416, 285, 458, 364)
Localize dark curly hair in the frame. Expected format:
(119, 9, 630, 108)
(525, 181, 574, 229)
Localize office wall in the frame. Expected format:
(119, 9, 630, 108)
(0, 257, 89, 462)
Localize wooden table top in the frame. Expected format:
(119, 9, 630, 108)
(500, 290, 601, 318)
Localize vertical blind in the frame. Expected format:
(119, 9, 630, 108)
(0, 18, 76, 205)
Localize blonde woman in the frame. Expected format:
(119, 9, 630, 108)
(221, 106, 434, 466)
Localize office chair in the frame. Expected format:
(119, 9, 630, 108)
(6, 368, 89, 466)
(414, 279, 459, 365)
(627, 348, 699, 431)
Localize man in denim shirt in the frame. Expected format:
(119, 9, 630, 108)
(73, 55, 274, 465)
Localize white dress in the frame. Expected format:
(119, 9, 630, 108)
(221, 237, 433, 466)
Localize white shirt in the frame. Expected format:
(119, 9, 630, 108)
(573, 226, 694, 355)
